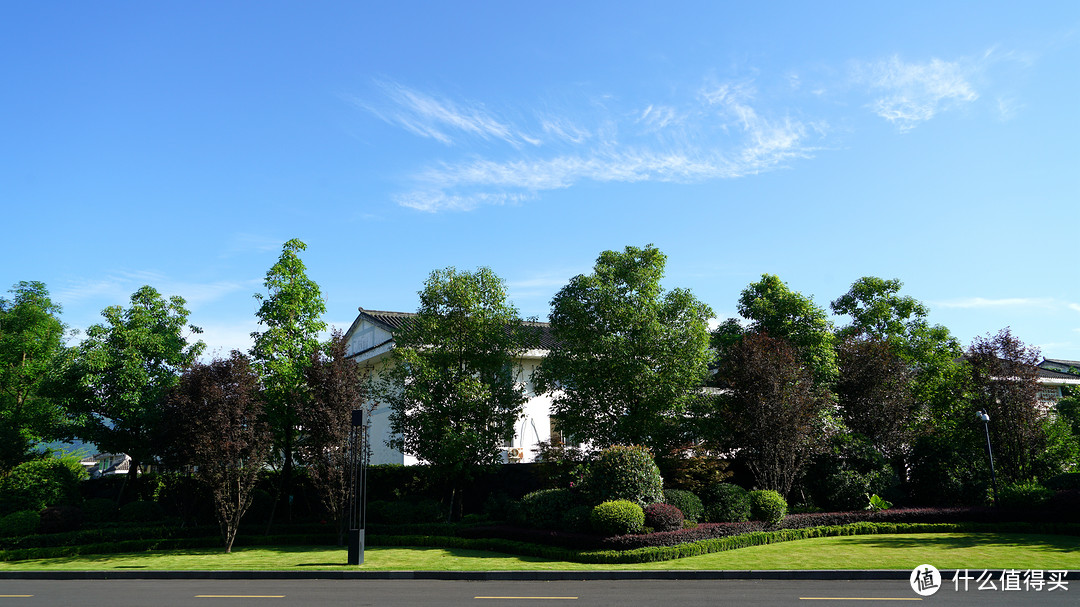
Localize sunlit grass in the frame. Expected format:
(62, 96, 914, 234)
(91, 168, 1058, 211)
(2, 533, 1078, 571)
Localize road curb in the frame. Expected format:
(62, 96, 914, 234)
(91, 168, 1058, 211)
(0, 569, 912, 581)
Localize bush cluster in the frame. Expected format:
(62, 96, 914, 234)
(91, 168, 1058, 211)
(700, 483, 750, 523)
(0, 458, 86, 516)
(516, 488, 582, 530)
(118, 501, 166, 524)
(998, 481, 1054, 510)
(748, 490, 787, 526)
(590, 500, 644, 536)
(643, 503, 683, 532)
(367, 499, 445, 524)
(583, 446, 664, 508)
(662, 489, 703, 523)
(0, 511, 40, 538)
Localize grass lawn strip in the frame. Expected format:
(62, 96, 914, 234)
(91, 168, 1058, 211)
(1, 532, 1078, 571)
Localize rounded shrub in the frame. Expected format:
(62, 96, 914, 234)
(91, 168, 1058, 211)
(590, 500, 644, 536)
(583, 445, 663, 508)
(0, 510, 40, 537)
(118, 500, 166, 524)
(518, 488, 580, 530)
(700, 482, 750, 523)
(0, 457, 86, 516)
(748, 490, 787, 525)
(663, 489, 703, 523)
(643, 503, 683, 532)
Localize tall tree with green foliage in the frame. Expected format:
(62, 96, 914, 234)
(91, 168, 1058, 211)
(831, 277, 964, 427)
(249, 238, 326, 513)
(378, 267, 534, 520)
(731, 273, 836, 386)
(0, 282, 70, 468)
(57, 286, 204, 488)
(535, 245, 713, 454)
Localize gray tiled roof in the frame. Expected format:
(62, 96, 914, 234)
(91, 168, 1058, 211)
(357, 308, 556, 350)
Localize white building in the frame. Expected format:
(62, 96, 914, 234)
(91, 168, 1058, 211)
(343, 308, 559, 465)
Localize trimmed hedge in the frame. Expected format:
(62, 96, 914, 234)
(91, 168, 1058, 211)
(662, 489, 703, 523)
(590, 500, 645, 536)
(748, 490, 787, 526)
(644, 503, 683, 533)
(583, 446, 664, 508)
(0, 511, 40, 538)
(701, 483, 750, 523)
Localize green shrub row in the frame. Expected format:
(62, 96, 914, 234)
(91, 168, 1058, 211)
(370, 521, 1080, 564)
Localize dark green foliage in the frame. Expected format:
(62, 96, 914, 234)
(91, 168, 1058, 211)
(80, 498, 117, 524)
(583, 445, 664, 508)
(644, 503, 683, 532)
(118, 500, 165, 523)
(662, 489, 703, 523)
(482, 491, 515, 520)
(366, 500, 445, 524)
(38, 506, 81, 534)
(805, 434, 901, 511)
(517, 488, 581, 530)
(997, 481, 1054, 510)
(700, 482, 750, 523)
(0, 511, 39, 537)
(748, 490, 787, 525)
(0, 457, 85, 516)
(1044, 472, 1080, 491)
(907, 432, 989, 507)
(590, 500, 644, 536)
(655, 449, 732, 493)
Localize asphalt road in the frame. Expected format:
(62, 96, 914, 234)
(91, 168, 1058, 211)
(0, 579, 1073, 607)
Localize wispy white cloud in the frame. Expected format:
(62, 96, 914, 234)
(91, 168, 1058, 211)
(359, 82, 533, 147)
(373, 78, 818, 212)
(856, 56, 978, 131)
(56, 272, 254, 311)
(936, 297, 1057, 309)
(1069, 303, 1080, 314)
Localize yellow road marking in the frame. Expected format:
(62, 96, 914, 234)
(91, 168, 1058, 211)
(474, 597, 578, 600)
(195, 596, 285, 599)
(0, 596, 33, 598)
(799, 599, 922, 602)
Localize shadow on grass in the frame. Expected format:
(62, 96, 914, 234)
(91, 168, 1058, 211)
(835, 533, 1080, 554)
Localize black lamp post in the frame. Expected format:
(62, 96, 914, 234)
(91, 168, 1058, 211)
(976, 410, 999, 506)
(347, 409, 369, 565)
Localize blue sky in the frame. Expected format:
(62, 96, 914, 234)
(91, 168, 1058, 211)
(3, 2, 1079, 360)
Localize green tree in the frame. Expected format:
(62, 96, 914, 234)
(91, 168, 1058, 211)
(249, 238, 326, 515)
(57, 286, 204, 490)
(378, 267, 534, 520)
(0, 282, 70, 468)
(535, 245, 713, 454)
(733, 274, 836, 386)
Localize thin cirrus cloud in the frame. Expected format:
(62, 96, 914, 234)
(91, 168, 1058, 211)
(367, 51, 999, 212)
(855, 55, 979, 131)
(372, 80, 818, 212)
(935, 297, 1058, 309)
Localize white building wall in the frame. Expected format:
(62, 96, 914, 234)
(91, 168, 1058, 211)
(346, 316, 553, 466)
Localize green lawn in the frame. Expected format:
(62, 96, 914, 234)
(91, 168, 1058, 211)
(2, 533, 1078, 571)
